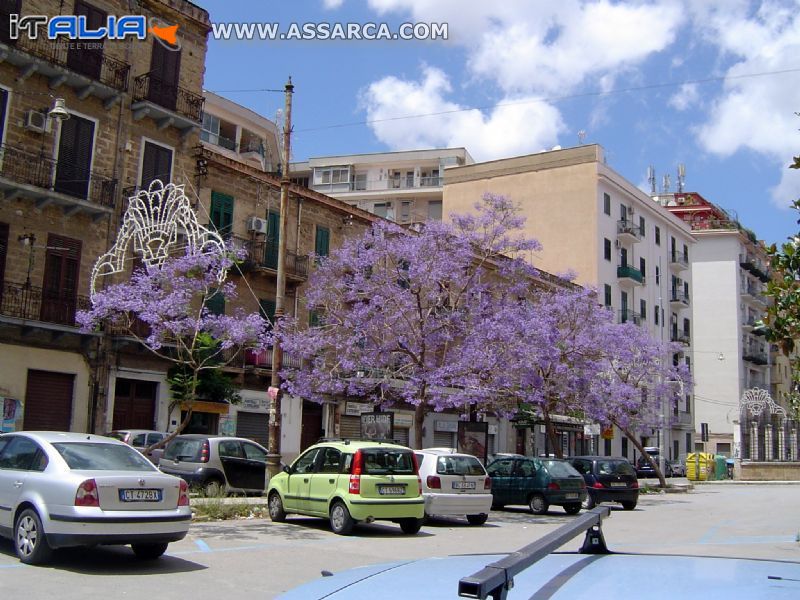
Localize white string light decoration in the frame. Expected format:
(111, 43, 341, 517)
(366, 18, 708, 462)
(740, 387, 786, 418)
(90, 180, 227, 297)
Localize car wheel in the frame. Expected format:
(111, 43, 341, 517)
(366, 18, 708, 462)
(399, 518, 423, 534)
(466, 513, 488, 526)
(268, 492, 286, 522)
(582, 495, 596, 510)
(131, 542, 168, 560)
(528, 494, 548, 515)
(203, 478, 224, 497)
(15, 509, 52, 565)
(329, 501, 355, 535)
(621, 501, 637, 511)
(564, 503, 581, 515)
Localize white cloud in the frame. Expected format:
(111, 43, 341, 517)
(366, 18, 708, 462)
(668, 83, 700, 111)
(323, 0, 344, 8)
(360, 66, 564, 161)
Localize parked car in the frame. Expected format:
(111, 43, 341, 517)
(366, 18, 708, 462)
(279, 506, 800, 599)
(415, 449, 493, 525)
(267, 439, 425, 535)
(486, 456, 586, 515)
(635, 447, 673, 478)
(105, 429, 167, 462)
(669, 460, 687, 477)
(568, 456, 639, 510)
(158, 434, 268, 496)
(0, 431, 191, 565)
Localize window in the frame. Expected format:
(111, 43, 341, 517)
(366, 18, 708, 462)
(686, 433, 692, 453)
(0, 87, 7, 144)
(639, 257, 646, 279)
(318, 167, 349, 185)
(319, 448, 343, 473)
(604, 284, 612, 307)
(639, 216, 645, 237)
(292, 449, 320, 474)
(655, 266, 660, 285)
(683, 318, 690, 338)
(210, 191, 234, 237)
(620, 204, 627, 221)
(0, 436, 46, 471)
(67, 1, 106, 80)
(0, 221, 7, 292)
(683, 244, 689, 262)
(259, 299, 276, 326)
(400, 201, 412, 222)
(41, 234, 81, 325)
(654, 305, 659, 325)
(621, 291, 628, 316)
(621, 437, 628, 459)
(640, 299, 647, 322)
(309, 310, 323, 327)
(603, 193, 611, 215)
(603, 238, 612, 261)
(206, 289, 225, 315)
(55, 114, 95, 199)
(604, 438, 612, 456)
(428, 200, 442, 221)
(315, 226, 330, 258)
(655, 226, 661, 245)
(148, 38, 181, 110)
(264, 210, 280, 269)
(140, 141, 173, 188)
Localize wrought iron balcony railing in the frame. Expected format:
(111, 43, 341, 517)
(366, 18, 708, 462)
(1, 30, 130, 91)
(0, 280, 90, 327)
(669, 252, 689, 268)
(230, 236, 309, 280)
(133, 73, 204, 123)
(618, 309, 641, 325)
(0, 143, 117, 207)
(616, 219, 643, 240)
(616, 264, 644, 284)
(670, 289, 690, 305)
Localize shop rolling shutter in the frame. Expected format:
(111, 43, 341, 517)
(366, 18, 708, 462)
(393, 427, 410, 447)
(487, 434, 495, 457)
(433, 431, 455, 449)
(339, 415, 361, 440)
(24, 370, 74, 431)
(236, 411, 269, 448)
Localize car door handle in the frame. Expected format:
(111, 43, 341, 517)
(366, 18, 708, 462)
(303, 478, 309, 483)
(328, 479, 335, 484)
(13, 481, 23, 488)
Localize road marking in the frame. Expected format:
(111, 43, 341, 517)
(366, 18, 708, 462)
(194, 539, 212, 552)
(698, 519, 733, 544)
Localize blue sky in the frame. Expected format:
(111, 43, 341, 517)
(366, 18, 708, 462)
(196, 1, 800, 245)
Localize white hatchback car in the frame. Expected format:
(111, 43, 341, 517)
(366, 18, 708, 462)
(414, 449, 493, 525)
(0, 431, 191, 565)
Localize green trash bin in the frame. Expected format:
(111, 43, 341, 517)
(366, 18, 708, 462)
(714, 455, 728, 480)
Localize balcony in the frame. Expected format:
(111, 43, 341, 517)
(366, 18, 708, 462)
(0, 143, 116, 218)
(616, 264, 644, 287)
(616, 219, 642, 243)
(320, 175, 443, 193)
(0, 32, 129, 106)
(677, 411, 693, 426)
(131, 73, 204, 135)
(743, 348, 768, 365)
(740, 254, 771, 282)
(670, 331, 691, 346)
(0, 280, 90, 328)
(741, 315, 757, 331)
(218, 346, 302, 371)
(669, 289, 690, 308)
(669, 251, 689, 272)
(617, 309, 641, 325)
(230, 236, 309, 282)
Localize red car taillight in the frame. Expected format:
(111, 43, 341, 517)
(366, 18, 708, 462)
(547, 482, 560, 491)
(349, 449, 363, 494)
(484, 477, 492, 490)
(631, 480, 639, 489)
(178, 479, 190, 506)
(592, 481, 605, 489)
(200, 440, 210, 463)
(75, 479, 99, 507)
(427, 475, 441, 489)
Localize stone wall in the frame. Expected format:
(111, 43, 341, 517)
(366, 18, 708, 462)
(739, 462, 800, 481)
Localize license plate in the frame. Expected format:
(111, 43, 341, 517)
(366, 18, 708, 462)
(378, 485, 406, 496)
(565, 493, 579, 499)
(120, 488, 162, 502)
(452, 481, 476, 490)
(610, 482, 627, 488)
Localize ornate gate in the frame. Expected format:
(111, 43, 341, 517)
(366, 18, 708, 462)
(740, 388, 799, 461)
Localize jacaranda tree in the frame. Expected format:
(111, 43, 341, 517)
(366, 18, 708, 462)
(588, 322, 692, 486)
(278, 194, 542, 448)
(78, 250, 271, 443)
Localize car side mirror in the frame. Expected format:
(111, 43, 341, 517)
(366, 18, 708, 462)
(282, 464, 292, 474)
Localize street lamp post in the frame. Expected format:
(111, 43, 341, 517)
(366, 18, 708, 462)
(267, 78, 294, 479)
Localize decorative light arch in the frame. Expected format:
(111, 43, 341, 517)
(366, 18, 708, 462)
(740, 388, 786, 418)
(90, 180, 227, 297)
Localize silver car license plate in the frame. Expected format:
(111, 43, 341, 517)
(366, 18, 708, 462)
(565, 493, 579, 499)
(610, 482, 627, 488)
(378, 485, 406, 495)
(120, 488, 162, 502)
(452, 481, 476, 490)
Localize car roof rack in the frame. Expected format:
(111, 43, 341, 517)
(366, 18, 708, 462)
(457, 506, 612, 600)
(315, 437, 404, 446)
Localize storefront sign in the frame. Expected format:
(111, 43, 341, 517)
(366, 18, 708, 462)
(585, 424, 601, 436)
(601, 427, 614, 440)
(434, 420, 459, 433)
(488, 424, 498, 435)
(458, 421, 489, 462)
(345, 401, 373, 416)
(394, 413, 414, 428)
(360, 412, 394, 440)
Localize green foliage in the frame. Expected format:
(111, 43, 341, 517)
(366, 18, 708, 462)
(168, 364, 241, 405)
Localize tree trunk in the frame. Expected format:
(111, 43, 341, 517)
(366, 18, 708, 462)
(413, 403, 426, 449)
(619, 423, 667, 488)
(144, 372, 199, 456)
(543, 410, 563, 458)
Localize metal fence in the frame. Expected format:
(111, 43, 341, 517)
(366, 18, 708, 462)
(739, 388, 799, 461)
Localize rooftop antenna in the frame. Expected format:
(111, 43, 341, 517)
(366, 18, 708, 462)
(677, 163, 686, 193)
(662, 174, 671, 193)
(577, 130, 586, 145)
(647, 165, 656, 194)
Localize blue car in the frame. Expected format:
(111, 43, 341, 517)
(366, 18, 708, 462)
(279, 507, 800, 599)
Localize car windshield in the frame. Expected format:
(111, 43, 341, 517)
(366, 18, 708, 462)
(105, 432, 127, 441)
(436, 455, 486, 476)
(360, 448, 416, 475)
(53, 442, 156, 471)
(597, 460, 636, 476)
(163, 438, 203, 461)
(541, 460, 580, 477)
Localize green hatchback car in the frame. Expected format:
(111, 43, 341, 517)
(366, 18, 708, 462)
(266, 440, 425, 535)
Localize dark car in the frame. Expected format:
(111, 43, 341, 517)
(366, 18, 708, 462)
(486, 456, 586, 515)
(636, 447, 673, 478)
(279, 506, 800, 599)
(158, 434, 268, 496)
(569, 456, 639, 510)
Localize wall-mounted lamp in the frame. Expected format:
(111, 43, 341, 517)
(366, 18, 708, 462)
(342, 215, 354, 227)
(718, 353, 725, 361)
(18, 233, 36, 246)
(47, 98, 70, 122)
(196, 157, 208, 176)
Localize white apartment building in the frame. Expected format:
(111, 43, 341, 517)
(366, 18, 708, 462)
(443, 145, 696, 464)
(659, 191, 774, 459)
(291, 148, 474, 223)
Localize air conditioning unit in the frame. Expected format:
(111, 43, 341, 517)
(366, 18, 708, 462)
(247, 216, 268, 234)
(24, 110, 50, 134)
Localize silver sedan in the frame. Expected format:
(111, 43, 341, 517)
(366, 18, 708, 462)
(0, 431, 192, 565)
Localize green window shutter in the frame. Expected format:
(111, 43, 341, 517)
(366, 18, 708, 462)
(259, 299, 276, 327)
(265, 210, 280, 269)
(206, 289, 225, 315)
(315, 226, 330, 257)
(309, 310, 322, 327)
(210, 191, 234, 237)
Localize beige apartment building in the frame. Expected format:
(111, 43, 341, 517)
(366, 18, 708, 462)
(443, 145, 697, 464)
